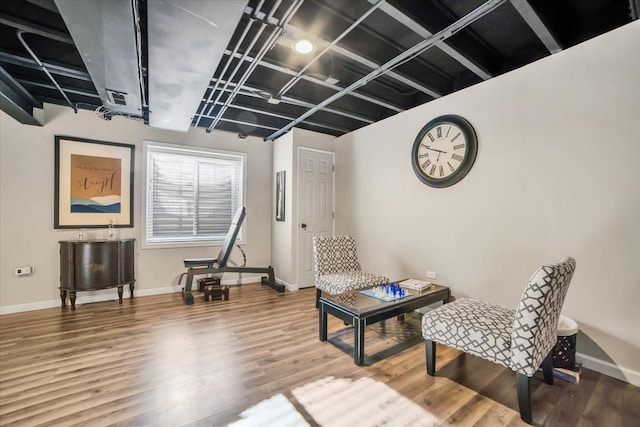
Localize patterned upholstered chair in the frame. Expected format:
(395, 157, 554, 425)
(312, 235, 390, 307)
(422, 257, 576, 424)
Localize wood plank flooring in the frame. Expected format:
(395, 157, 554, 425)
(1, 283, 638, 426)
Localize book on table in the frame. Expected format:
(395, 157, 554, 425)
(399, 279, 433, 291)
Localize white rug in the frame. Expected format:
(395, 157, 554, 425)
(228, 376, 439, 426)
(228, 393, 310, 427)
(291, 376, 439, 426)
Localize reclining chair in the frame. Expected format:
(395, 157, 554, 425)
(312, 235, 390, 307)
(182, 207, 283, 304)
(422, 257, 576, 424)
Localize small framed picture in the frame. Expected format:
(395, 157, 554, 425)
(276, 170, 285, 222)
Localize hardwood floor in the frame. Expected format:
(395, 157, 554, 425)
(1, 283, 638, 426)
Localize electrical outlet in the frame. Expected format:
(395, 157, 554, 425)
(426, 270, 437, 280)
(15, 266, 33, 276)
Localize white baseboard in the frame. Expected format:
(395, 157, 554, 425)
(276, 278, 297, 291)
(576, 352, 640, 387)
(0, 275, 274, 315)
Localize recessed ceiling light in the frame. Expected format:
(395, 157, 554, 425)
(293, 39, 314, 54)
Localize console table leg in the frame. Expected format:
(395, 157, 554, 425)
(354, 317, 365, 366)
(70, 291, 76, 311)
(129, 282, 135, 299)
(117, 286, 124, 304)
(60, 289, 67, 308)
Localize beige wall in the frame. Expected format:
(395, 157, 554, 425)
(335, 21, 640, 382)
(271, 128, 335, 289)
(271, 132, 294, 286)
(0, 104, 273, 311)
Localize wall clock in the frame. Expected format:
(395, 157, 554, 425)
(411, 114, 478, 188)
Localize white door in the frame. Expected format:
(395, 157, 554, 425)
(297, 148, 334, 288)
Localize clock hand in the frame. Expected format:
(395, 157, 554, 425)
(422, 145, 448, 154)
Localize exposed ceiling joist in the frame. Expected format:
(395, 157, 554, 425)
(17, 78, 100, 100)
(0, 64, 42, 125)
(0, 52, 92, 81)
(0, 12, 73, 44)
(509, 0, 562, 54)
(266, 0, 507, 140)
(211, 79, 375, 124)
(222, 49, 404, 112)
(281, 24, 442, 98)
(376, 1, 493, 80)
(1, 0, 634, 139)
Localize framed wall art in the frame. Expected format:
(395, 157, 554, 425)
(54, 135, 135, 229)
(276, 170, 285, 222)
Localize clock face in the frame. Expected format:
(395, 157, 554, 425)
(411, 115, 478, 188)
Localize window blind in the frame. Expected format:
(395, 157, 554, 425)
(145, 143, 243, 245)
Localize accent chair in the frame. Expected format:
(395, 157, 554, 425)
(312, 235, 390, 307)
(421, 257, 576, 424)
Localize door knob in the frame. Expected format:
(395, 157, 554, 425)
(301, 223, 307, 229)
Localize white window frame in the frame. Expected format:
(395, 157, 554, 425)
(142, 140, 247, 249)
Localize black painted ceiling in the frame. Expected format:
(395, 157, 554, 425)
(1, 0, 636, 140)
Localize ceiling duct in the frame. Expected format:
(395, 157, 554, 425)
(147, 0, 248, 132)
(54, 0, 143, 116)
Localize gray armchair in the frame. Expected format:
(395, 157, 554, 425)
(312, 235, 390, 307)
(422, 257, 576, 424)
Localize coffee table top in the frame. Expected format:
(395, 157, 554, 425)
(320, 282, 449, 317)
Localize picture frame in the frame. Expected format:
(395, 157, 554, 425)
(276, 170, 285, 222)
(54, 135, 135, 229)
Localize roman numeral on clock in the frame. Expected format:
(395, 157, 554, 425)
(451, 153, 463, 162)
(429, 164, 436, 176)
(421, 159, 432, 169)
(451, 132, 461, 142)
(453, 143, 465, 150)
(427, 133, 435, 142)
(439, 165, 444, 177)
(436, 126, 442, 138)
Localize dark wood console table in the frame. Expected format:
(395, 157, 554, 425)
(59, 239, 135, 310)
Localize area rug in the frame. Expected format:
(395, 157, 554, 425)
(228, 393, 310, 427)
(291, 376, 439, 426)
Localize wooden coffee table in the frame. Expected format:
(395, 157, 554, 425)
(318, 282, 450, 365)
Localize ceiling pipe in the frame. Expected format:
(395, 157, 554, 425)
(276, 0, 385, 99)
(203, 99, 350, 134)
(265, 0, 507, 141)
(200, 0, 278, 126)
(222, 48, 403, 112)
(211, 80, 374, 124)
(16, 30, 76, 112)
(193, 0, 266, 127)
(206, 0, 305, 133)
(0, 51, 92, 81)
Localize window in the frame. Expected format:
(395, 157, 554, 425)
(143, 141, 245, 247)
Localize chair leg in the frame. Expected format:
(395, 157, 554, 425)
(541, 350, 554, 385)
(516, 373, 533, 424)
(315, 288, 321, 309)
(425, 340, 436, 376)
